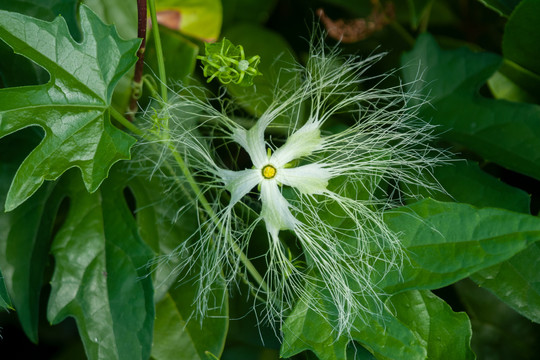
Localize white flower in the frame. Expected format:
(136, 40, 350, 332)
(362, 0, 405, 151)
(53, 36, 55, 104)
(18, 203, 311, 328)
(139, 39, 447, 335)
(219, 120, 329, 240)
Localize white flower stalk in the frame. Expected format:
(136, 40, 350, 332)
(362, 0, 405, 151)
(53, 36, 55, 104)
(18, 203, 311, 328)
(137, 38, 446, 335)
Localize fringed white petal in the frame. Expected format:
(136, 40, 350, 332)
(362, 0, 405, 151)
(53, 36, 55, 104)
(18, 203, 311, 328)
(260, 180, 296, 237)
(231, 116, 273, 168)
(219, 168, 261, 205)
(276, 164, 331, 194)
(270, 122, 323, 167)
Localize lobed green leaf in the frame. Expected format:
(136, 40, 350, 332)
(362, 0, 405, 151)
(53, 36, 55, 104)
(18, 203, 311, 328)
(401, 13, 540, 332)
(0, 5, 140, 211)
(0, 0, 79, 33)
(0, 0, 80, 88)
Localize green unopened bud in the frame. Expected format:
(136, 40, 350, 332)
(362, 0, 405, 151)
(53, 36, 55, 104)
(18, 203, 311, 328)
(197, 38, 262, 87)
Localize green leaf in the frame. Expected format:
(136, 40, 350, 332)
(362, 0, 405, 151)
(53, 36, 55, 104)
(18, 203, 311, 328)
(282, 198, 537, 360)
(281, 291, 348, 360)
(412, 161, 530, 213)
(0, 5, 140, 211)
(410, 161, 540, 324)
(156, 0, 223, 42)
(496, 59, 540, 104)
(281, 287, 426, 360)
(409, 164, 539, 324)
(401, 33, 540, 181)
(388, 290, 474, 360)
(471, 242, 540, 323)
(477, 0, 521, 16)
(403, 33, 500, 101)
(127, 173, 229, 359)
(454, 279, 540, 358)
(282, 289, 474, 360)
(0, 0, 80, 88)
(0, 183, 57, 341)
(0, 0, 80, 38)
(81, 0, 139, 112)
(0, 130, 60, 342)
(127, 174, 200, 300)
(83, 0, 137, 40)
(503, 0, 540, 76)
(223, 24, 297, 117)
(152, 281, 228, 360)
(0, 39, 45, 88)
(379, 199, 540, 293)
(46, 172, 154, 360)
(347, 345, 376, 360)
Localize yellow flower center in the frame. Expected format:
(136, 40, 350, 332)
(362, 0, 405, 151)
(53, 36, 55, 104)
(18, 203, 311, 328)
(262, 164, 277, 179)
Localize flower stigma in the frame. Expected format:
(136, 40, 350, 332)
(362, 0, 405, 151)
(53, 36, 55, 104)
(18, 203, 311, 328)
(262, 164, 277, 179)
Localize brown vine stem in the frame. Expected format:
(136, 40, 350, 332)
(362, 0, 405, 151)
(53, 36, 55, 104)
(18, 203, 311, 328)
(127, 0, 148, 120)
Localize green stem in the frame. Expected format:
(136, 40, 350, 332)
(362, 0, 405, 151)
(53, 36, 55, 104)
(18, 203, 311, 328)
(111, 107, 145, 137)
(147, 0, 168, 104)
(111, 108, 268, 293)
